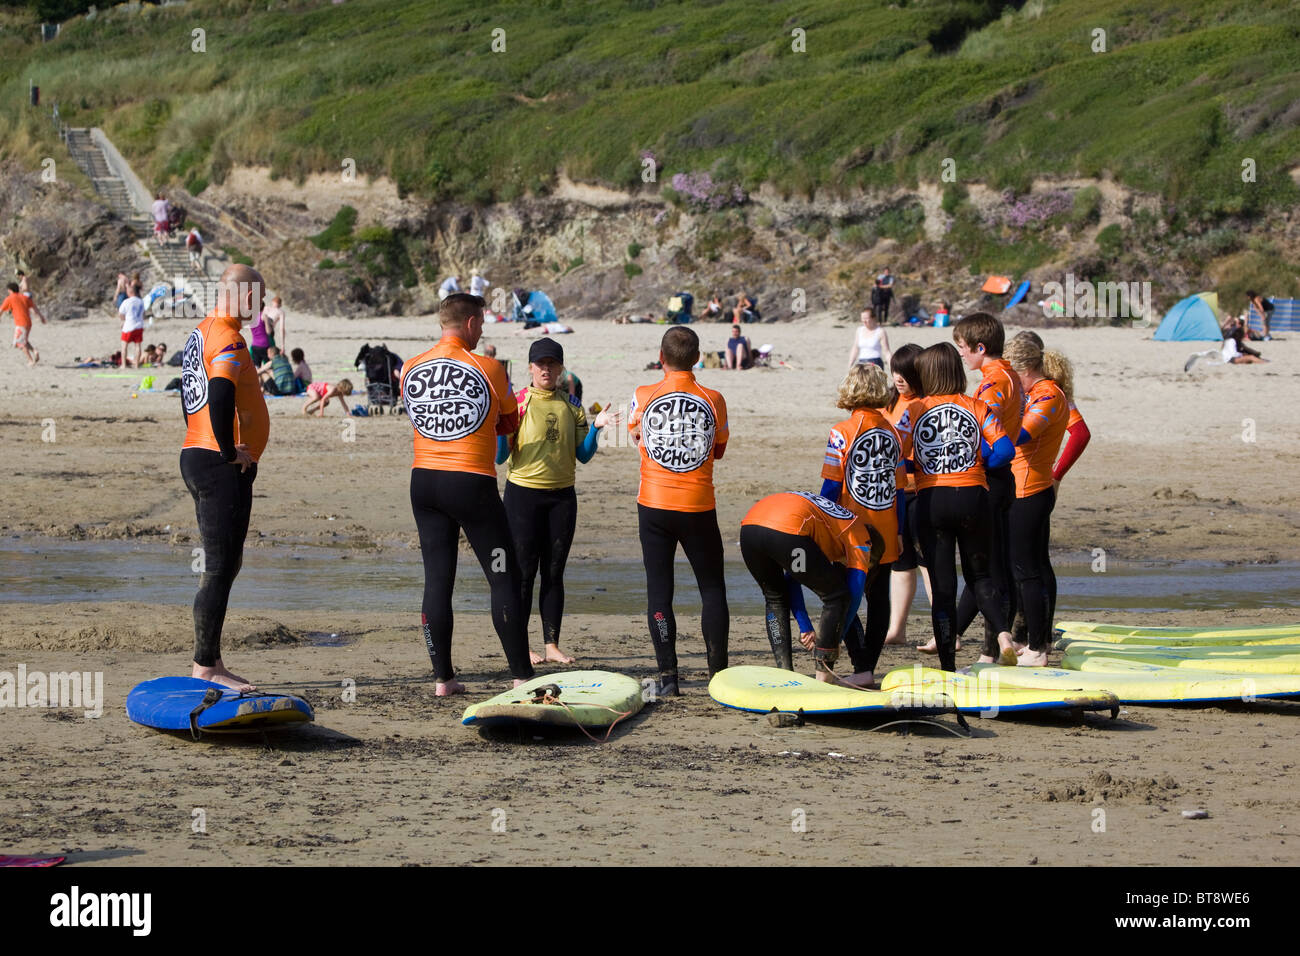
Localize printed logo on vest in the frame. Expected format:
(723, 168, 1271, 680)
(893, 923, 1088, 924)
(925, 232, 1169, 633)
(404, 358, 491, 441)
(793, 491, 855, 520)
(641, 392, 715, 473)
(181, 328, 208, 415)
(914, 403, 978, 475)
(846, 428, 900, 510)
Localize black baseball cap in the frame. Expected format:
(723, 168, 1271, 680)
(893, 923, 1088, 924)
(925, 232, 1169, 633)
(529, 337, 564, 365)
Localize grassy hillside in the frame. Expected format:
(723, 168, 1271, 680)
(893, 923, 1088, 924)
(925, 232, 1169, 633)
(1, 0, 1297, 226)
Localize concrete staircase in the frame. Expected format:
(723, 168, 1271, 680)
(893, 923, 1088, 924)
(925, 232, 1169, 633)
(63, 127, 224, 310)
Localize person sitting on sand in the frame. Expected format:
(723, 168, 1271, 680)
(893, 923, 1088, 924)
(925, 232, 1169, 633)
(302, 378, 353, 416)
(290, 347, 312, 392)
(1221, 316, 1267, 364)
(702, 295, 724, 321)
(259, 346, 298, 395)
(725, 324, 751, 369)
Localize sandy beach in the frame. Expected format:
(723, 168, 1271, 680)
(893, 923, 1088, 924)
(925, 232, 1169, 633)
(2, 311, 1298, 865)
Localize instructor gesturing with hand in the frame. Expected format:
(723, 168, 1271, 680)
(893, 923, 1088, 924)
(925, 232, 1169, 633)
(180, 264, 270, 692)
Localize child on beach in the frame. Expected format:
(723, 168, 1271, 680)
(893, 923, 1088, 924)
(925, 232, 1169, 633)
(1004, 334, 1071, 667)
(290, 347, 312, 392)
(910, 342, 1016, 672)
(817, 363, 908, 687)
(946, 312, 1022, 663)
(2, 281, 46, 366)
(302, 379, 353, 416)
(629, 326, 730, 695)
(881, 343, 932, 647)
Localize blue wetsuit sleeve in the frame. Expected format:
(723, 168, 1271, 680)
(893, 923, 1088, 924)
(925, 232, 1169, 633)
(495, 435, 510, 465)
(986, 435, 1014, 469)
(576, 424, 601, 463)
(1017, 427, 1032, 445)
(839, 567, 867, 641)
(786, 574, 813, 634)
(820, 478, 842, 501)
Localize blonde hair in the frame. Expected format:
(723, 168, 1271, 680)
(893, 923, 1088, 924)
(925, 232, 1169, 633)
(337, 378, 354, 396)
(1041, 349, 1075, 402)
(837, 364, 891, 410)
(1004, 335, 1043, 376)
(1009, 331, 1074, 400)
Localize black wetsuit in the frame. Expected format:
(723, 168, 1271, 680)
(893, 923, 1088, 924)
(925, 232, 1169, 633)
(503, 482, 577, 646)
(410, 469, 534, 682)
(639, 505, 729, 684)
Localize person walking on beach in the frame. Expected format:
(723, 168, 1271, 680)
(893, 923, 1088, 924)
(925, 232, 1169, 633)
(629, 326, 730, 696)
(497, 337, 621, 665)
(401, 292, 535, 695)
(3, 281, 46, 366)
(179, 264, 270, 691)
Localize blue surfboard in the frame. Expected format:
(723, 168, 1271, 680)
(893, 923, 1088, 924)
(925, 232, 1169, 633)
(126, 677, 313, 736)
(1004, 279, 1031, 309)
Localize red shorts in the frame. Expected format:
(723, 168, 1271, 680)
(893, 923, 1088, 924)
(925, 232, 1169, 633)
(121, 328, 144, 344)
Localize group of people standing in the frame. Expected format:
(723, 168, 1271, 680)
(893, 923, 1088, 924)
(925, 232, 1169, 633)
(177, 283, 1089, 699)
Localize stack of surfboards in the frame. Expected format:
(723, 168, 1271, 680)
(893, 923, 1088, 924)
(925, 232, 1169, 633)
(1021, 619, 1300, 704)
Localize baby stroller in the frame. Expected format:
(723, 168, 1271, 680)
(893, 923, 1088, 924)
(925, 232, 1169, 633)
(354, 343, 404, 415)
(666, 291, 694, 324)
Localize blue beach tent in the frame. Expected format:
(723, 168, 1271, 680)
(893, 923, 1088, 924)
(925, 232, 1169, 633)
(1154, 293, 1222, 341)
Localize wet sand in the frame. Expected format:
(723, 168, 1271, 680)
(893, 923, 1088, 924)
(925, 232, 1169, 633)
(2, 314, 1298, 865)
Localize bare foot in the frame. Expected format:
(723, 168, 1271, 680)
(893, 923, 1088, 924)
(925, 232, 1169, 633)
(193, 662, 256, 693)
(537, 643, 575, 664)
(436, 679, 467, 696)
(529, 649, 545, 665)
(996, 632, 1018, 666)
(1013, 642, 1029, 656)
(843, 671, 876, 688)
(1018, 649, 1049, 667)
(814, 670, 836, 683)
(918, 639, 961, 655)
(977, 654, 996, 664)
(883, 632, 907, 646)
(511, 678, 528, 689)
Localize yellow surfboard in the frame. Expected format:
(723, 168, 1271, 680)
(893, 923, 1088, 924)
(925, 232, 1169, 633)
(969, 661, 1300, 704)
(1054, 620, 1300, 644)
(1062, 650, 1300, 676)
(880, 666, 1119, 716)
(708, 666, 954, 716)
(1056, 637, 1300, 658)
(462, 671, 644, 728)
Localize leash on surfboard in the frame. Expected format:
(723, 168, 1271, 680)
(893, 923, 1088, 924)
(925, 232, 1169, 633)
(530, 684, 636, 743)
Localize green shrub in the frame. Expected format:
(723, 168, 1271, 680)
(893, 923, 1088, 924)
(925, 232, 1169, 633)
(624, 262, 643, 278)
(311, 206, 358, 251)
(627, 242, 643, 259)
(318, 258, 337, 269)
(1071, 186, 1102, 226)
(1095, 223, 1124, 260)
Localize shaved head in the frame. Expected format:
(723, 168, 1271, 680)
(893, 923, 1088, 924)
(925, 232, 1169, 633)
(216, 263, 265, 321)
